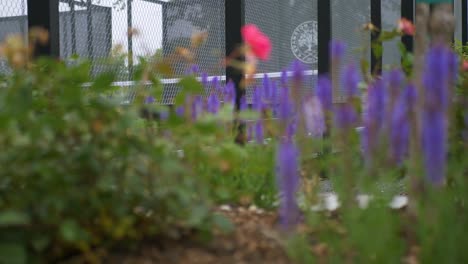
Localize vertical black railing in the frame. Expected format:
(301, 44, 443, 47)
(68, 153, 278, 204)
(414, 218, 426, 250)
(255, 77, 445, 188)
(371, 0, 382, 75)
(463, 0, 468, 44)
(127, 0, 134, 79)
(70, 0, 77, 55)
(317, 0, 331, 75)
(401, 0, 414, 53)
(86, 0, 94, 60)
(27, 0, 60, 58)
(225, 0, 245, 111)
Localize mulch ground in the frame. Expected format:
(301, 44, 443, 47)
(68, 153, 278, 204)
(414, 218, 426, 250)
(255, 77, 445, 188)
(107, 207, 291, 264)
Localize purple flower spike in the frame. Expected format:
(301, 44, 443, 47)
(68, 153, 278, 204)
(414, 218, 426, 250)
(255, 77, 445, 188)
(176, 106, 185, 117)
(240, 96, 248, 111)
(255, 120, 264, 144)
(290, 60, 305, 83)
(422, 45, 451, 110)
(191, 95, 203, 121)
(390, 91, 410, 164)
(186, 64, 200, 75)
(422, 111, 446, 185)
(271, 81, 279, 113)
(334, 103, 357, 130)
(145, 96, 155, 104)
(341, 63, 360, 98)
(316, 76, 333, 111)
(276, 139, 300, 229)
(263, 74, 271, 99)
(330, 40, 346, 61)
(224, 81, 235, 104)
(252, 87, 263, 112)
(421, 45, 454, 185)
(303, 96, 326, 138)
(278, 87, 292, 120)
(281, 69, 288, 88)
(211, 76, 221, 93)
(365, 79, 386, 130)
(201, 72, 209, 90)
(207, 93, 220, 114)
(387, 69, 404, 91)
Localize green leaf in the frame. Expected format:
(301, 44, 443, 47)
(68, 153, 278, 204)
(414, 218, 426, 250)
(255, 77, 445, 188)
(175, 76, 204, 105)
(60, 220, 82, 243)
(238, 110, 260, 120)
(187, 205, 209, 226)
(0, 243, 27, 264)
(0, 211, 30, 227)
(90, 72, 116, 92)
(212, 213, 234, 233)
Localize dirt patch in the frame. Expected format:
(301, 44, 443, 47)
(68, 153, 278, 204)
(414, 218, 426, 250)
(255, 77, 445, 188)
(107, 207, 291, 264)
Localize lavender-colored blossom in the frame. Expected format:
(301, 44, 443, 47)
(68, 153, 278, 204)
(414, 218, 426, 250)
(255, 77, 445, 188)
(276, 139, 300, 229)
(290, 60, 305, 83)
(263, 74, 271, 99)
(145, 96, 155, 104)
(255, 120, 264, 144)
(240, 96, 247, 111)
(387, 69, 404, 91)
(224, 81, 236, 104)
(330, 40, 346, 61)
(362, 79, 386, 158)
(421, 45, 453, 185)
(281, 69, 288, 88)
(186, 64, 200, 75)
(252, 87, 263, 112)
(176, 106, 185, 117)
(211, 76, 221, 93)
(334, 103, 357, 130)
(207, 93, 220, 114)
(316, 76, 333, 111)
(341, 63, 360, 98)
(422, 45, 451, 110)
(390, 88, 412, 164)
(201, 72, 209, 90)
(191, 95, 203, 121)
(278, 87, 293, 120)
(364, 79, 386, 130)
(270, 81, 279, 114)
(303, 96, 326, 138)
(422, 111, 446, 185)
(286, 119, 297, 140)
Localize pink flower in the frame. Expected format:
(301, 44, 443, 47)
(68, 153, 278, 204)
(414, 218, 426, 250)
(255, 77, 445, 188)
(462, 60, 468, 72)
(398, 18, 415, 36)
(241, 24, 272, 61)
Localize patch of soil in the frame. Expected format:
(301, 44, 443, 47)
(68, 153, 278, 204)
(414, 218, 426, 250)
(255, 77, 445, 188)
(107, 207, 291, 264)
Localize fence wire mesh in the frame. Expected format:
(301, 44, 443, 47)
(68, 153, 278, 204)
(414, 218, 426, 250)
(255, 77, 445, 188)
(0, 0, 28, 73)
(331, 0, 370, 96)
(244, 0, 318, 99)
(382, 0, 401, 67)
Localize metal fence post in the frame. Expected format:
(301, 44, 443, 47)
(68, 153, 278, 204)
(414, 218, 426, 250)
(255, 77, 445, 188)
(225, 0, 245, 111)
(371, 0, 382, 75)
(462, 0, 468, 44)
(127, 0, 134, 79)
(401, 0, 414, 53)
(27, 0, 60, 58)
(317, 0, 331, 75)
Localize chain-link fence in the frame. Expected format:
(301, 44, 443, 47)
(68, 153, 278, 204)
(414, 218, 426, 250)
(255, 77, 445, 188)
(3, 0, 468, 104)
(244, 0, 318, 99)
(382, 0, 401, 67)
(0, 0, 28, 73)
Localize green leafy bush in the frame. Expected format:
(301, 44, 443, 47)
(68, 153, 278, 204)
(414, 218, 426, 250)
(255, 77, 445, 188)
(0, 55, 230, 262)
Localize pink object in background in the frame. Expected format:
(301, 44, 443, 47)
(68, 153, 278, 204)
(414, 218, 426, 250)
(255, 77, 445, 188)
(398, 18, 415, 36)
(241, 24, 272, 61)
